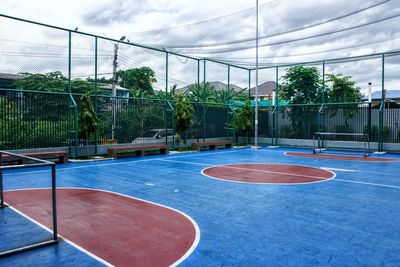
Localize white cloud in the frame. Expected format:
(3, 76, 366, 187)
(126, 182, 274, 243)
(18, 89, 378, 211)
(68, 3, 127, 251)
(0, 0, 399, 91)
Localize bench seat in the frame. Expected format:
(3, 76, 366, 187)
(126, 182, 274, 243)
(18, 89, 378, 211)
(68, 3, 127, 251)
(1, 151, 68, 164)
(191, 141, 232, 151)
(108, 144, 169, 158)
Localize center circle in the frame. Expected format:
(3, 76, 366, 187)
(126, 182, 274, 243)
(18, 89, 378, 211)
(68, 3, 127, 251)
(202, 163, 335, 184)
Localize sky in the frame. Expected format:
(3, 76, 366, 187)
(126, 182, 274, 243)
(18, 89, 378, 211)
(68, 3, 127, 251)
(0, 0, 399, 93)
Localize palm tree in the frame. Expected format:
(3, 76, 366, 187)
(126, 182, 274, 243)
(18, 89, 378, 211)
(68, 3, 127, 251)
(187, 82, 217, 103)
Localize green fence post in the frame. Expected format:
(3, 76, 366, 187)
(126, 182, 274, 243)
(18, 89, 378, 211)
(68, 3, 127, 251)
(379, 54, 385, 151)
(203, 59, 206, 142)
(197, 59, 200, 143)
(227, 65, 230, 140)
(318, 61, 325, 133)
(248, 69, 251, 99)
(273, 66, 279, 146)
(165, 52, 169, 148)
(249, 69, 251, 145)
(94, 36, 98, 155)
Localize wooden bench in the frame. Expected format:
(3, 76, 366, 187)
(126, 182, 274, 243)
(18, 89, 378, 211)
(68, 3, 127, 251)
(191, 141, 233, 151)
(1, 151, 69, 164)
(108, 144, 169, 159)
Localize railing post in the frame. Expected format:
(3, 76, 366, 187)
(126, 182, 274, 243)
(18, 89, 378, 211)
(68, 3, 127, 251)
(273, 66, 279, 146)
(0, 152, 3, 208)
(165, 52, 169, 147)
(94, 36, 98, 155)
(197, 59, 200, 143)
(51, 164, 58, 240)
(203, 59, 206, 142)
(379, 54, 385, 151)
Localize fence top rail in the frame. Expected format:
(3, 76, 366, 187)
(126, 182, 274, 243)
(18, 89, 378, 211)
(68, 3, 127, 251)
(314, 132, 368, 137)
(0, 151, 54, 164)
(0, 151, 55, 170)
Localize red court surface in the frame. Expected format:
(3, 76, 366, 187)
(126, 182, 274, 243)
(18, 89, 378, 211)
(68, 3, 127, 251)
(5, 188, 198, 267)
(202, 163, 334, 184)
(285, 152, 399, 162)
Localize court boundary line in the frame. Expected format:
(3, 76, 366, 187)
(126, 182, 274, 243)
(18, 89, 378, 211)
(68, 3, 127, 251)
(283, 151, 400, 163)
(332, 178, 400, 189)
(4, 187, 201, 267)
(159, 158, 400, 189)
(4, 202, 112, 266)
(158, 159, 336, 185)
(2, 148, 249, 177)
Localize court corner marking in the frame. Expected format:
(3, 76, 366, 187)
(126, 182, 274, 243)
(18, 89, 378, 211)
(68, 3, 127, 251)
(200, 163, 336, 185)
(4, 187, 201, 267)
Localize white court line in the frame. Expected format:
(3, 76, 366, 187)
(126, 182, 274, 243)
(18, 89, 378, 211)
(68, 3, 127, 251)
(158, 158, 400, 189)
(333, 178, 400, 189)
(159, 159, 334, 180)
(3, 148, 249, 176)
(321, 167, 357, 172)
(283, 151, 400, 163)
(4, 202, 112, 266)
(4, 187, 201, 267)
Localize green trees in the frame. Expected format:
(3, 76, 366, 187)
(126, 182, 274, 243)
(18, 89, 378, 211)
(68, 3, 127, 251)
(15, 72, 67, 92)
(15, 71, 97, 94)
(325, 74, 362, 103)
(78, 92, 98, 145)
(325, 73, 362, 129)
(186, 82, 248, 104)
(233, 99, 254, 144)
(118, 67, 157, 96)
(174, 93, 194, 144)
(279, 66, 322, 104)
(279, 66, 322, 137)
(279, 66, 363, 137)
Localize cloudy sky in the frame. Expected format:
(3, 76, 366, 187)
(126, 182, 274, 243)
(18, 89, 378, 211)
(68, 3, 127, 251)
(0, 0, 399, 93)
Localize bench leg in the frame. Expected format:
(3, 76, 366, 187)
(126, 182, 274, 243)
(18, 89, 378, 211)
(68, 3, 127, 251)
(135, 150, 145, 157)
(226, 144, 232, 148)
(210, 145, 217, 150)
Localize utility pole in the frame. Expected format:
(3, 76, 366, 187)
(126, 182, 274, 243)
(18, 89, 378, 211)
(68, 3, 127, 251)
(254, 0, 259, 148)
(112, 43, 119, 98)
(111, 36, 126, 140)
(111, 43, 118, 140)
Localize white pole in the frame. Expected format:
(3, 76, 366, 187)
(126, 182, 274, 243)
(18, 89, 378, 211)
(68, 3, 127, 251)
(272, 91, 276, 106)
(254, 0, 259, 148)
(368, 82, 372, 102)
(111, 43, 118, 140)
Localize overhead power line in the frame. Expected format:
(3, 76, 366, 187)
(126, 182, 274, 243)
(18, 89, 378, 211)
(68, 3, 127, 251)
(208, 34, 400, 61)
(113, 0, 280, 35)
(179, 11, 400, 55)
(143, 0, 391, 49)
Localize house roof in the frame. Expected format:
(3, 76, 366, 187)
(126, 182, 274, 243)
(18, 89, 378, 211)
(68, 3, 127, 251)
(98, 84, 130, 92)
(361, 90, 400, 100)
(250, 81, 276, 96)
(0, 73, 27, 81)
(176, 81, 243, 94)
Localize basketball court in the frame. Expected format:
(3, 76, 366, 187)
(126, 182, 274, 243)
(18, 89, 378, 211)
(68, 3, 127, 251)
(1, 146, 400, 266)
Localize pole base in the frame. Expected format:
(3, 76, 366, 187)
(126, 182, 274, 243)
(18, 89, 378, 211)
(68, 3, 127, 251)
(251, 146, 261, 149)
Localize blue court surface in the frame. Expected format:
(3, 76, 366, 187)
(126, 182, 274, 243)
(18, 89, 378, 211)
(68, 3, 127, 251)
(1, 146, 400, 266)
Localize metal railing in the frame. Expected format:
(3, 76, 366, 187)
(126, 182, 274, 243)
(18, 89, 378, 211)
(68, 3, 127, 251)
(0, 151, 58, 257)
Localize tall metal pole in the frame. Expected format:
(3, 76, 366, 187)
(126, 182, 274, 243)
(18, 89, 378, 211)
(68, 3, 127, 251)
(165, 52, 169, 146)
(94, 37, 98, 155)
(248, 69, 251, 99)
(203, 59, 206, 141)
(111, 43, 118, 140)
(254, 0, 259, 147)
(67, 31, 73, 156)
(197, 60, 200, 143)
